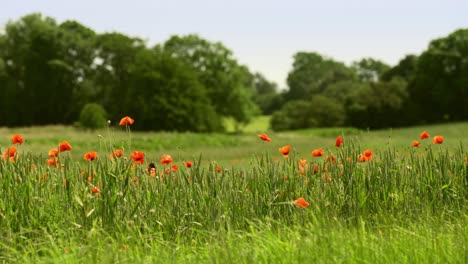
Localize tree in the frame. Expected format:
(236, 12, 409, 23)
(125, 48, 224, 132)
(251, 72, 283, 115)
(352, 58, 390, 82)
(161, 35, 259, 126)
(409, 29, 468, 123)
(286, 52, 356, 101)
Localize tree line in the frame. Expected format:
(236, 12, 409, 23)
(0, 13, 467, 131)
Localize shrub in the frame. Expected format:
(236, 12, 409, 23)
(79, 103, 108, 130)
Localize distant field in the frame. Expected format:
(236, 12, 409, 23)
(0, 121, 466, 166)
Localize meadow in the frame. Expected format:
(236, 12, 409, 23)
(0, 118, 467, 263)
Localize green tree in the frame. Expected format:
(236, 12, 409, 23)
(251, 72, 283, 115)
(352, 58, 390, 82)
(286, 52, 355, 100)
(410, 29, 468, 122)
(162, 35, 259, 126)
(79, 103, 108, 130)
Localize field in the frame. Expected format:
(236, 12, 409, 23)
(0, 120, 467, 263)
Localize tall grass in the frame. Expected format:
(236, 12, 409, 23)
(0, 123, 467, 262)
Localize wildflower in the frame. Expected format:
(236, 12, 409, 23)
(293, 197, 310, 208)
(298, 167, 305, 175)
(147, 163, 156, 173)
(216, 165, 222, 173)
(47, 157, 59, 167)
(312, 148, 324, 157)
(84, 151, 98, 161)
(11, 134, 24, 145)
(433, 135, 444, 144)
(279, 145, 291, 157)
(110, 149, 123, 160)
(172, 164, 178, 172)
(258, 133, 271, 142)
(335, 136, 343, 147)
(119, 116, 134, 126)
(358, 149, 373, 162)
(3, 146, 16, 159)
(313, 164, 319, 174)
(298, 159, 308, 168)
(160, 154, 173, 165)
(131, 151, 145, 165)
(59, 141, 72, 152)
(420, 131, 430, 140)
(326, 154, 336, 164)
(184, 161, 193, 168)
(48, 148, 59, 157)
(412, 140, 421, 147)
(91, 186, 100, 194)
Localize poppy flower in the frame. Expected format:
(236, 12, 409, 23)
(48, 148, 59, 157)
(111, 149, 123, 159)
(216, 165, 222, 173)
(160, 154, 173, 165)
(412, 140, 421, 147)
(363, 149, 372, 158)
(3, 146, 16, 159)
(171, 164, 178, 172)
(59, 141, 72, 152)
(293, 197, 310, 208)
(335, 136, 343, 147)
(358, 149, 373, 162)
(84, 151, 98, 161)
(313, 165, 319, 174)
(312, 148, 324, 157)
(131, 151, 145, 165)
(119, 116, 134, 126)
(298, 159, 308, 168)
(433, 135, 444, 144)
(279, 145, 291, 157)
(258, 133, 271, 142)
(47, 157, 59, 167)
(91, 186, 100, 194)
(326, 154, 336, 164)
(420, 131, 430, 140)
(11, 134, 24, 145)
(184, 161, 193, 168)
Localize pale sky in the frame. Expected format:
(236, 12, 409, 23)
(1, 0, 467, 88)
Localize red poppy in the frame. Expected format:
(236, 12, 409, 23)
(358, 149, 373, 162)
(114, 149, 123, 158)
(172, 164, 179, 172)
(160, 154, 173, 165)
(326, 154, 336, 164)
(47, 157, 59, 167)
(216, 165, 222, 173)
(258, 133, 271, 142)
(412, 140, 421, 147)
(433, 135, 444, 144)
(335, 136, 343, 147)
(3, 146, 16, 159)
(293, 197, 310, 208)
(184, 161, 193, 168)
(48, 148, 58, 157)
(131, 151, 145, 165)
(298, 159, 307, 168)
(91, 186, 100, 194)
(420, 131, 430, 140)
(59, 141, 72, 152)
(278, 145, 291, 157)
(312, 148, 324, 157)
(119, 116, 134, 126)
(84, 151, 98, 161)
(313, 165, 319, 174)
(11, 134, 24, 145)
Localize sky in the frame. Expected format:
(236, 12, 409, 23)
(1, 0, 467, 88)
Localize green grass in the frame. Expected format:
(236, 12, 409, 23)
(0, 122, 467, 262)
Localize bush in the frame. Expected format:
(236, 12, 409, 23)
(79, 103, 108, 130)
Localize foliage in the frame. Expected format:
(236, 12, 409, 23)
(79, 103, 108, 130)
